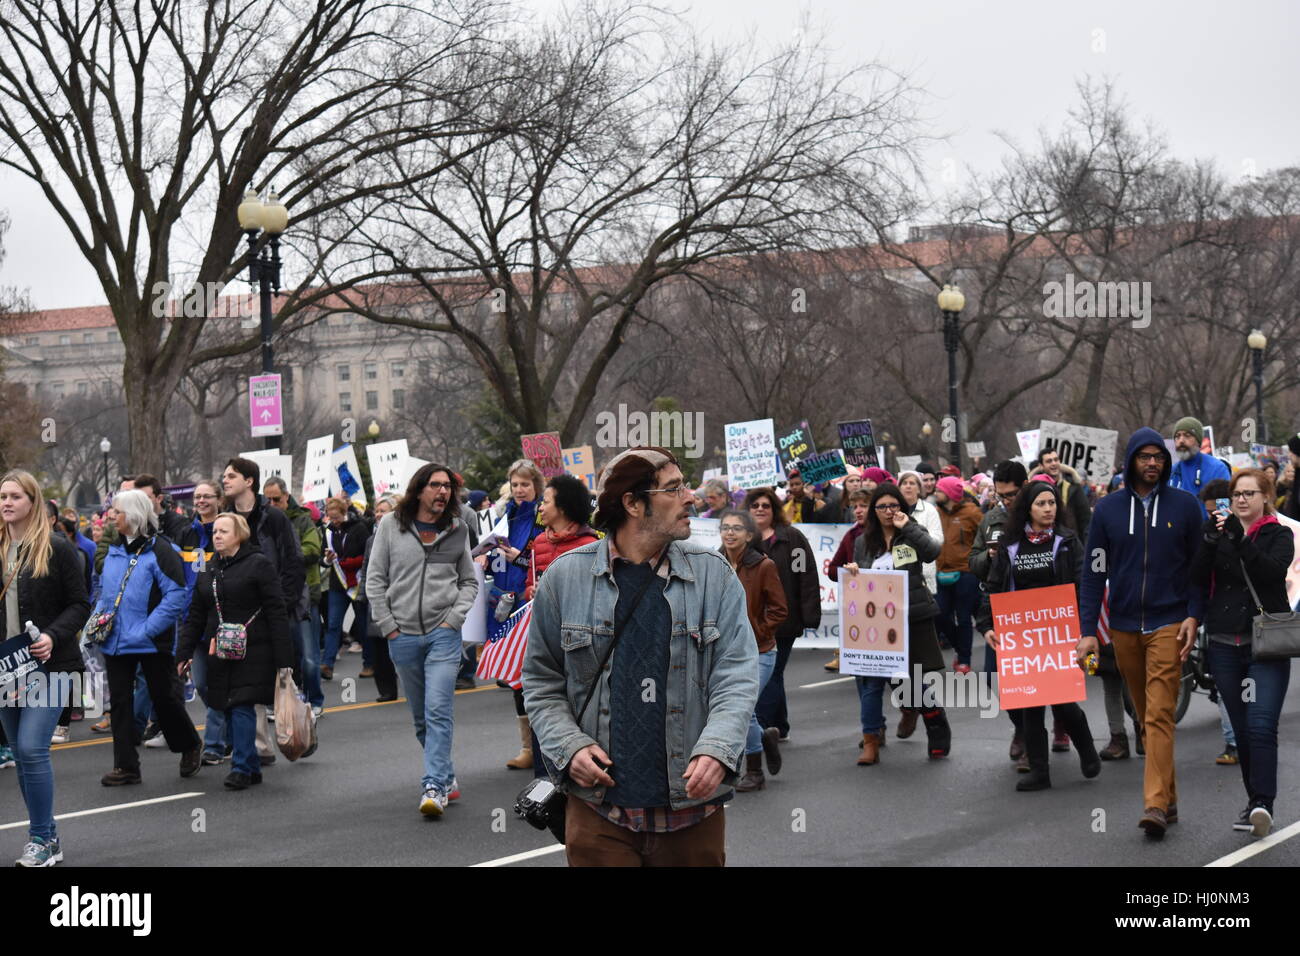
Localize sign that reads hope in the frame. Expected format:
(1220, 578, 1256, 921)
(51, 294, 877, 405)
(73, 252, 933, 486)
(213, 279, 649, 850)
(1037, 420, 1118, 488)
(990, 583, 1086, 709)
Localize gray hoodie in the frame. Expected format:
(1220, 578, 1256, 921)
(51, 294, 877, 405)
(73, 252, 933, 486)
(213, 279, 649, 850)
(364, 514, 478, 637)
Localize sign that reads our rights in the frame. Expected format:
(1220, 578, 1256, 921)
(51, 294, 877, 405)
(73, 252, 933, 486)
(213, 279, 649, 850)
(777, 421, 816, 475)
(1037, 420, 1118, 487)
(837, 419, 879, 470)
(724, 419, 780, 489)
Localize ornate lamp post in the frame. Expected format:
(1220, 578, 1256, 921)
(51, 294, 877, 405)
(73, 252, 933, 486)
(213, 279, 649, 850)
(236, 187, 289, 450)
(937, 283, 966, 473)
(1247, 329, 1267, 443)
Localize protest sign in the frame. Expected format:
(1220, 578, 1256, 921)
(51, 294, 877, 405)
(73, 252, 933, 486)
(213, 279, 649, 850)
(777, 421, 817, 474)
(990, 583, 1086, 709)
(562, 445, 597, 491)
(966, 441, 986, 460)
(460, 565, 490, 645)
(521, 432, 565, 478)
(330, 444, 367, 507)
(837, 419, 880, 469)
(0, 631, 41, 688)
(1016, 429, 1041, 461)
(724, 419, 781, 489)
(796, 449, 848, 485)
(702, 467, 722, 482)
(838, 570, 909, 678)
(1037, 420, 1118, 487)
(1200, 426, 1216, 457)
(365, 439, 410, 499)
(1230, 453, 1253, 470)
(895, 455, 922, 474)
(1250, 443, 1286, 465)
(1276, 511, 1300, 611)
(301, 435, 334, 503)
(398, 457, 429, 490)
(239, 449, 293, 495)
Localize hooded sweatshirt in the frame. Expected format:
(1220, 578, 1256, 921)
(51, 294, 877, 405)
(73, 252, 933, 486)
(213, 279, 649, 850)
(1079, 427, 1206, 640)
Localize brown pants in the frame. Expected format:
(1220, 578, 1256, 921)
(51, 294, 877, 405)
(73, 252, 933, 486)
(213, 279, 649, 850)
(565, 797, 726, 867)
(1111, 623, 1181, 811)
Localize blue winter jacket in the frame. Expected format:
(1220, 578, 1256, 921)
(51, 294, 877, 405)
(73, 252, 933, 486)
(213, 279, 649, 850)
(93, 536, 191, 656)
(1168, 450, 1230, 496)
(1079, 427, 1207, 639)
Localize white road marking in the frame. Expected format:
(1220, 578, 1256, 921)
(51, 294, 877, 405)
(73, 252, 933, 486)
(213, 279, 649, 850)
(798, 676, 855, 689)
(471, 844, 566, 867)
(0, 791, 204, 831)
(1204, 818, 1300, 867)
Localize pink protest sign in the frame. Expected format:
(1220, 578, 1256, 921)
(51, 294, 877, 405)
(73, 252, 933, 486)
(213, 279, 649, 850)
(249, 374, 283, 437)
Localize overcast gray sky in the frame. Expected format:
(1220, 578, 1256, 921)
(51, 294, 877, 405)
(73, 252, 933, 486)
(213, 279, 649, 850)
(2, 0, 1294, 310)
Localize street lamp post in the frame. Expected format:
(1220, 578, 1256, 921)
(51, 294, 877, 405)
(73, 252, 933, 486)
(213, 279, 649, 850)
(937, 283, 966, 474)
(236, 187, 289, 450)
(99, 437, 111, 502)
(1247, 329, 1267, 444)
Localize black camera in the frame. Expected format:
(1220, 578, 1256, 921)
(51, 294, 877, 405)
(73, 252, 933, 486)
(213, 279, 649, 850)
(514, 776, 567, 843)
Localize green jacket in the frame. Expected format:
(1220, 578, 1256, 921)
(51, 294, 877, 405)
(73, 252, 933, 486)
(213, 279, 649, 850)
(94, 521, 119, 575)
(286, 499, 323, 600)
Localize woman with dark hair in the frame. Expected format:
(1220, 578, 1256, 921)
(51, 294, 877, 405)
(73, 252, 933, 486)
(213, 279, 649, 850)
(745, 487, 820, 742)
(718, 508, 787, 791)
(842, 483, 949, 763)
(319, 496, 370, 681)
(977, 478, 1101, 791)
(365, 463, 479, 816)
(1190, 468, 1294, 837)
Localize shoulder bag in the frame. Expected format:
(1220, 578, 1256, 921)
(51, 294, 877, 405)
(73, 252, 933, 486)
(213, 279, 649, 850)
(211, 573, 260, 661)
(82, 544, 147, 646)
(1239, 558, 1300, 660)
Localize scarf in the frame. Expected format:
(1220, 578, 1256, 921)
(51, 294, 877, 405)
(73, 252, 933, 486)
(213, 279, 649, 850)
(1024, 523, 1053, 545)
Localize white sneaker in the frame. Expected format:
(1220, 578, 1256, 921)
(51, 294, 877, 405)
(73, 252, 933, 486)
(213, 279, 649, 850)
(311, 706, 323, 720)
(266, 711, 275, 723)
(419, 787, 448, 817)
(143, 733, 167, 749)
(347, 642, 363, 654)
(1250, 805, 1273, 838)
(51, 726, 69, 745)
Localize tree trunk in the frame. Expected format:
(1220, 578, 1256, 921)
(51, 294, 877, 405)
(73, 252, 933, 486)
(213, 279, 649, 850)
(1071, 334, 1111, 426)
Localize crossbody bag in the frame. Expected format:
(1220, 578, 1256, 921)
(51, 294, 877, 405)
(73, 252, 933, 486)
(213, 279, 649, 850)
(1239, 558, 1300, 661)
(82, 545, 147, 646)
(212, 574, 261, 661)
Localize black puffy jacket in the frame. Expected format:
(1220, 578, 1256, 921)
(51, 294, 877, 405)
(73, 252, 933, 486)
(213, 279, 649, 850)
(0, 535, 91, 674)
(757, 524, 822, 642)
(1189, 516, 1294, 636)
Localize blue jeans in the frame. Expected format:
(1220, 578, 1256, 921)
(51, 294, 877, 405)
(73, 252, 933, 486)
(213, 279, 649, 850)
(388, 626, 461, 792)
(296, 613, 324, 708)
(755, 636, 795, 736)
(1217, 694, 1236, 747)
(324, 587, 352, 669)
(855, 676, 887, 735)
(745, 650, 778, 755)
(1207, 640, 1291, 811)
(225, 704, 259, 776)
(935, 571, 980, 666)
(189, 646, 228, 755)
(0, 676, 66, 842)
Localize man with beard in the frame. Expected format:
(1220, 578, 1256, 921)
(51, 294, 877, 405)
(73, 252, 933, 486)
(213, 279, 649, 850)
(1168, 416, 1229, 497)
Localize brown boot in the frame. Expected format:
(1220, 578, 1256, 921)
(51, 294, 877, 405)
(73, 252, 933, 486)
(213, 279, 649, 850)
(736, 753, 765, 791)
(824, 653, 840, 672)
(1099, 732, 1129, 761)
(857, 733, 880, 765)
(896, 708, 918, 739)
(505, 715, 533, 769)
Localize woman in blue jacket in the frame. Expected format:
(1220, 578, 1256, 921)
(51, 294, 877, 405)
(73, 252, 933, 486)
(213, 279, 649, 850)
(94, 490, 202, 786)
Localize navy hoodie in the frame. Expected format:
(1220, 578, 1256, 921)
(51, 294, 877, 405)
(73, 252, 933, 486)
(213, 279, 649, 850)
(1079, 427, 1206, 639)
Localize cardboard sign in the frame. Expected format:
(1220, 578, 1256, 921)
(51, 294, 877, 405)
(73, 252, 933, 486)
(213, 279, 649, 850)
(838, 571, 909, 678)
(966, 441, 986, 460)
(301, 435, 335, 503)
(1016, 429, 1041, 461)
(1037, 420, 1118, 487)
(724, 419, 781, 489)
(521, 432, 565, 478)
(702, 467, 722, 482)
(777, 421, 817, 474)
(1276, 511, 1300, 611)
(837, 420, 880, 470)
(330, 444, 368, 507)
(562, 445, 597, 491)
(1199, 425, 1216, 457)
(990, 583, 1086, 709)
(239, 449, 293, 495)
(1249, 443, 1286, 465)
(0, 632, 41, 688)
(796, 449, 848, 485)
(895, 455, 922, 474)
(365, 439, 411, 499)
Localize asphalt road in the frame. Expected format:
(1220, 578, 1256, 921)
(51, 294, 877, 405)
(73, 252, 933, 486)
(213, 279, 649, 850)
(2, 649, 1296, 867)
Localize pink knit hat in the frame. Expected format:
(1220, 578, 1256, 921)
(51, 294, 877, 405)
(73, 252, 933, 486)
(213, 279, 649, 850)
(936, 476, 966, 502)
(862, 467, 893, 484)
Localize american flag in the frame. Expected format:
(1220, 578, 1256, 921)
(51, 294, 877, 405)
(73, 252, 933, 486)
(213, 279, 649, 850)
(477, 600, 532, 690)
(1097, 584, 1111, 645)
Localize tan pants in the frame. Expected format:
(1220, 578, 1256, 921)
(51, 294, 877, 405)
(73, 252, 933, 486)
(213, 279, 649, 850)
(1110, 624, 1181, 811)
(565, 797, 726, 867)
(255, 704, 273, 757)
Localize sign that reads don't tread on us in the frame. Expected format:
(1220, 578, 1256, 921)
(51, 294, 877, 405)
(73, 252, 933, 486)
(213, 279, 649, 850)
(249, 374, 283, 438)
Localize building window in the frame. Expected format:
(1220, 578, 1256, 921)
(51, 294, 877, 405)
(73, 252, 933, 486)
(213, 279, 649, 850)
(24, 336, 37, 346)
(419, 360, 432, 378)
(52, 382, 65, 397)
(339, 392, 352, 413)
(83, 332, 95, 343)
(390, 361, 405, 379)
(365, 390, 378, 410)
(364, 362, 377, 380)
(392, 389, 405, 409)
(337, 363, 350, 382)
(108, 329, 119, 341)
(58, 334, 71, 345)
(77, 381, 88, 395)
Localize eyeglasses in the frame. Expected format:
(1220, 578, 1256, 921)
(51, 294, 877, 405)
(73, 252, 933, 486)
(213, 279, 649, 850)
(1231, 489, 1261, 500)
(874, 503, 902, 513)
(193, 494, 218, 501)
(719, 524, 747, 534)
(1135, 453, 1164, 464)
(646, 483, 692, 497)
(427, 481, 452, 491)
(997, 492, 1018, 504)
(749, 501, 772, 510)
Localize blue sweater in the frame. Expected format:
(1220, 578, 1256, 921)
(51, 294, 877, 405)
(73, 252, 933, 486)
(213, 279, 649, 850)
(1079, 427, 1206, 638)
(1168, 450, 1230, 496)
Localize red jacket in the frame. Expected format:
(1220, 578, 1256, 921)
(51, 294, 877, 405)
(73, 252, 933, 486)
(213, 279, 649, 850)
(827, 523, 866, 582)
(525, 525, 599, 600)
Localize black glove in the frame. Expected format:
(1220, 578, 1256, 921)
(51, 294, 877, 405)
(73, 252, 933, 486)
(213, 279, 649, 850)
(1201, 516, 1221, 542)
(1221, 512, 1245, 543)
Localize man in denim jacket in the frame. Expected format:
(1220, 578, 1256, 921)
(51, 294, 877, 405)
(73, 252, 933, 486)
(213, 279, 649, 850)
(523, 446, 758, 866)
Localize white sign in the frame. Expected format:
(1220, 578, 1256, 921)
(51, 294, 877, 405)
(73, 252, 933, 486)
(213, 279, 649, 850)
(966, 441, 986, 460)
(1037, 420, 1118, 488)
(365, 439, 410, 499)
(330, 444, 368, 508)
(301, 435, 334, 503)
(724, 418, 781, 490)
(1016, 429, 1041, 461)
(1230, 453, 1253, 470)
(702, 467, 722, 482)
(398, 457, 429, 492)
(895, 455, 922, 474)
(838, 570, 910, 678)
(460, 565, 490, 646)
(238, 449, 292, 494)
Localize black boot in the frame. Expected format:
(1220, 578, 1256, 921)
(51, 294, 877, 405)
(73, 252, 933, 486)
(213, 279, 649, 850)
(922, 708, 951, 758)
(1018, 713, 1050, 789)
(1017, 763, 1051, 790)
(1062, 707, 1101, 779)
(735, 753, 765, 792)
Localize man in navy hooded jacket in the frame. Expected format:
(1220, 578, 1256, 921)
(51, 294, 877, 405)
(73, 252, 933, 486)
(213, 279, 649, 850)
(1076, 427, 1205, 839)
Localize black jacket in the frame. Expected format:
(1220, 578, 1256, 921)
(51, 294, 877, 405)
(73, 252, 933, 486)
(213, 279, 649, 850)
(852, 518, 941, 622)
(236, 495, 306, 619)
(177, 546, 295, 709)
(0, 535, 91, 674)
(975, 527, 1083, 634)
(756, 524, 822, 641)
(1189, 516, 1294, 636)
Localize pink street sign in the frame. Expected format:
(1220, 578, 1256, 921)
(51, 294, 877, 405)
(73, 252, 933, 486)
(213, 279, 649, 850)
(249, 373, 283, 437)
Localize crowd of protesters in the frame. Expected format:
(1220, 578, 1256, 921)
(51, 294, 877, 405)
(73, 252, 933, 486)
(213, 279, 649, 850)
(1, 416, 1296, 866)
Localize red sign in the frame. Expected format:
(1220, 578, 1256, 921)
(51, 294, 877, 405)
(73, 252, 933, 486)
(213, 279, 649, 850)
(521, 431, 565, 478)
(249, 374, 283, 437)
(990, 583, 1086, 709)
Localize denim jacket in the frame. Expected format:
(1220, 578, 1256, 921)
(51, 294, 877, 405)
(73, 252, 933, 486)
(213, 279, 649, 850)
(522, 535, 759, 809)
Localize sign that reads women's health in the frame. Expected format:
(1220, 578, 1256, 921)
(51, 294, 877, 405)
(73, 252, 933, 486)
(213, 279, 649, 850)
(724, 419, 780, 489)
(838, 570, 909, 679)
(990, 583, 1086, 709)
